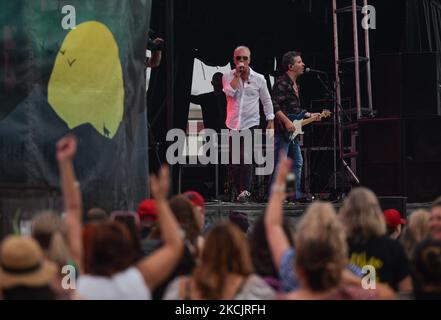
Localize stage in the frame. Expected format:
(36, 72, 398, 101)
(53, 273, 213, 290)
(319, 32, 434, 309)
(204, 201, 433, 226)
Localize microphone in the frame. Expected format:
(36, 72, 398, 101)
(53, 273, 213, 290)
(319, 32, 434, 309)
(305, 67, 327, 75)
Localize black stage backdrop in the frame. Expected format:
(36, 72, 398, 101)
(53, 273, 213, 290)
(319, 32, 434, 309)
(406, 0, 441, 52)
(147, 0, 441, 196)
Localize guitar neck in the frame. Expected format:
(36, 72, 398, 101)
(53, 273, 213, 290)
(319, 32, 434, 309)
(301, 117, 318, 127)
(301, 111, 330, 127)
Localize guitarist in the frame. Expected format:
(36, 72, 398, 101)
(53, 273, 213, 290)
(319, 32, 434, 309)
(269, 51, 321, 202)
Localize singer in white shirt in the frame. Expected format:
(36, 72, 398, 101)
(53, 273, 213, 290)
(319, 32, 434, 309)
(223, 47, 275, 130)
(222, 46, 274, 202)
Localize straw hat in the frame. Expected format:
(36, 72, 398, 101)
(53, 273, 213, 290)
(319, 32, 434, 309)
(0, 236, 57, 289)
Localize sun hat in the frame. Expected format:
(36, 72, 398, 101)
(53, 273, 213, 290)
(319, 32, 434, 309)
(0, 236, 57, 289)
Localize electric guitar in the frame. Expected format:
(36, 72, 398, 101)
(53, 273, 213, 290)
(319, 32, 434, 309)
(284, 109, 332, 141)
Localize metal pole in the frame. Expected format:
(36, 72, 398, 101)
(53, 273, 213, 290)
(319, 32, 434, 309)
(352, 0, 362, 119)
(342, 160, 360, 184)
(363, 0, 374, 116)
(165, 0, 175, 190)
(332, 0, 340, 191)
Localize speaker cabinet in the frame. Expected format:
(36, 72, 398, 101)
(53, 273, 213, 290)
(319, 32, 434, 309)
(375, 52, 441, 118)
(359, 117, 441, 202)
(178, 164, 226, 200)
(375, 54, 404, 117)
(378, 196, 407, 218)
(403, 52, 441, 117)
(405, 117, 441, 162)
(405, 161, 441, 203)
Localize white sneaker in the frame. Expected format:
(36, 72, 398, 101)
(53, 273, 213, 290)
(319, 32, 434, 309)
(236, 190, 251, 203)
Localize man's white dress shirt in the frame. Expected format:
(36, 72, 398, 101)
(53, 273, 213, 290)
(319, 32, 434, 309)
(223, 68, 275, 130)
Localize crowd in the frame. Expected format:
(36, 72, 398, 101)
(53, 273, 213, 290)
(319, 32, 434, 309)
(0, 135, 440, 300)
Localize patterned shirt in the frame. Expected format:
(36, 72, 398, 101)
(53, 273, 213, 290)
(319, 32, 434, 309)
(272, 73, 306, 134)
(279, 247, 364, 293)
(279, 247, 300, 293)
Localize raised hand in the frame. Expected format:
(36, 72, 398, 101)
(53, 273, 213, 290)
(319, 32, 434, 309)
(56, 134, 77, 162)
(152, 38, 164, 48)
(150, 165, 170, 201)
(235, 63, 245, 77)
(56, 133, 82, 274)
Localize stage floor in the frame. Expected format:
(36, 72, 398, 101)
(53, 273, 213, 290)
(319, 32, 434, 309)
(204, 201, 432, 225)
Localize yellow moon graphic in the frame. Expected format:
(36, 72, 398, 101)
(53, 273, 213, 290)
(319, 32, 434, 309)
(48, 21, 124, 139)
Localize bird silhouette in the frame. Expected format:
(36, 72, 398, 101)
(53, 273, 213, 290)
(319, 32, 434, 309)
(67, 58, 76, 67)
(103, 123, 110, 138)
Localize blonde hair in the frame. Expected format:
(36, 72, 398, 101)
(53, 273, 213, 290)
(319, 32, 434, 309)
(401, 209, 431, 259)
(339, 187, 386, 243)
(31, 211, 70, 268)
(295, 201, 347, 292)
(192, 222, 253, 299)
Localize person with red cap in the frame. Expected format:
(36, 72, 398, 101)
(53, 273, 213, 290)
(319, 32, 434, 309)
(137, 199, 159, 233)
(137, 199, 161, 256)
(183, 191, 207, 255)
(138, 199, 158, 223)
(384, 209, 406, 240)
(183, 191, 205, 232)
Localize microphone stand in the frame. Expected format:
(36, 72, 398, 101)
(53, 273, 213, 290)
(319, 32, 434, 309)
(315, 73, 360, 200)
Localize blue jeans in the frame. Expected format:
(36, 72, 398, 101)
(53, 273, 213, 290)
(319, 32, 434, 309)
(269, 133, 303, 199)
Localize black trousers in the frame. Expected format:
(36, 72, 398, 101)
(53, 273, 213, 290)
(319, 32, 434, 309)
(228, 125, 259, 195)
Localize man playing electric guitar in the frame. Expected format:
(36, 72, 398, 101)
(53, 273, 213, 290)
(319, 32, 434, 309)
(283, 109, 331, 142)
(269, 51, 323, 202)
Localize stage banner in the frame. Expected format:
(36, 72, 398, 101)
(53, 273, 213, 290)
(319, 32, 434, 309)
(0, 0, 151, 213)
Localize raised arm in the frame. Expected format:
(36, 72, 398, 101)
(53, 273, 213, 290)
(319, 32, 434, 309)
(136, 166, 184, 291)
(145, 38, 163, 68)
(56, 134, 83, 273)
(190, 94, 203, 105)
(265, 157, 293, 268)
(145, 50, 162, 68)
(223, 72, 238, 97)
